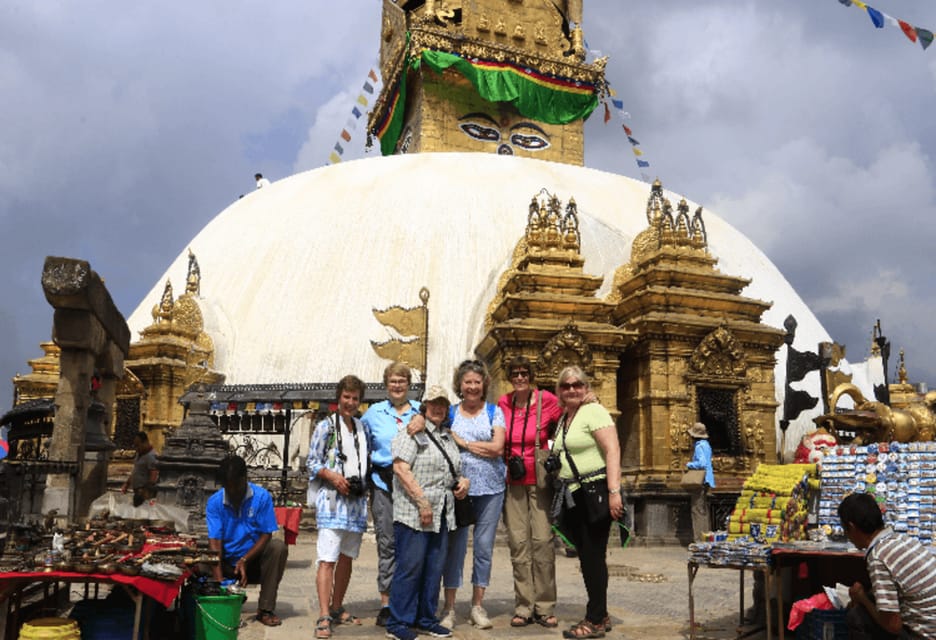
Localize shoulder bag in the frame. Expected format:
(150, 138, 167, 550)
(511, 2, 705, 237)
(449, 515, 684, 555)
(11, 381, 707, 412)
(559, 413, 611, 524)
(425, 429, 475, 528)
(681, 469, 706, 489)
(533, 391, 553, 493)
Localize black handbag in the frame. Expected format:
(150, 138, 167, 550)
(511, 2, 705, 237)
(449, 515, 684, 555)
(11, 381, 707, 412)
(425, 429, 476, 528)
(452, 494, 476, 528)
(558, 415, 611, 524)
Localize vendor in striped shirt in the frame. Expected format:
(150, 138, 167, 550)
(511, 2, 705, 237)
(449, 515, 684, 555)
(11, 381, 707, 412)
(838, 492, 936, 640)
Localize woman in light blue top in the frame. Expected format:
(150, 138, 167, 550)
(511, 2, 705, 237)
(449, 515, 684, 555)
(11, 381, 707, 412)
(438, 359, 505, 630)
(686, 421, 716, 541)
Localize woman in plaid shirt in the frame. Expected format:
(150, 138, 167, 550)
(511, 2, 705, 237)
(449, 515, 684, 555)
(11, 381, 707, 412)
(385, 385, 470, 640)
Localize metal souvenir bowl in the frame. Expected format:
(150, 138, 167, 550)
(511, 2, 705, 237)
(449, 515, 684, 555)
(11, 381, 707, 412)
(73, 561, 97, 573)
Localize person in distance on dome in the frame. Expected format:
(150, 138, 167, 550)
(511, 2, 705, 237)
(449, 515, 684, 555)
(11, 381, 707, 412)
(255, 172, 271, 189)
(551, 366, 622, 639)
(361, 362, 422, 627)
(497, 356, 562, 628)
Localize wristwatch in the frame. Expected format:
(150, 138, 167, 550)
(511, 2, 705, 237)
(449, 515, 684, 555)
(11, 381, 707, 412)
(609, 488, 621, 495)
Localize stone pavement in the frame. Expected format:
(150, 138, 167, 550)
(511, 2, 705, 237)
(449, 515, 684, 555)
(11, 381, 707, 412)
(235, 527, 770, 640)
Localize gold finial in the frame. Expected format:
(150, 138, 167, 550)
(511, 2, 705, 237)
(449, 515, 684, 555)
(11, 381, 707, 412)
(898, 349, 908, 385)
(186, 249, 201, 296)
(152, 279, 174, 323)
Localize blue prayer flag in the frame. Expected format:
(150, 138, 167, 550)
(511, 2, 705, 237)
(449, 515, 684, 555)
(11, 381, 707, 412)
(866, 7, 885, 29)
(637, 159, 650, 168)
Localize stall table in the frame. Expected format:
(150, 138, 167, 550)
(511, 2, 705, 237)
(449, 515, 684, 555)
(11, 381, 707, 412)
(688, 561, 774, 640)
(0, 569, 189, 640)
(769, 546, 866, 640)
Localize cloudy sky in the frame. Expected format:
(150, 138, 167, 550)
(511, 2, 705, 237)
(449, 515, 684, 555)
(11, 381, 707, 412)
(2, 1, 935, 406)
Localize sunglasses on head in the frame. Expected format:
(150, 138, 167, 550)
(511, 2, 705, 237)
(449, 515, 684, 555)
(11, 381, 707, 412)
(559, 381, 585, 391)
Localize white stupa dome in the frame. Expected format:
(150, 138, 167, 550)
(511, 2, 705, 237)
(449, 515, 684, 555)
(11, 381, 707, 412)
(127, 152, 834, 453)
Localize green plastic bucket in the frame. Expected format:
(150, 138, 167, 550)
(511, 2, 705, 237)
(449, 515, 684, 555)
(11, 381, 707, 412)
(194, 592, 244, 640)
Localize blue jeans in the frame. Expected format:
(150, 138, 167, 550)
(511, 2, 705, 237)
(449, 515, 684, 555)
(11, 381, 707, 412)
(387, 521, 448, 635)
(443, 491, 505, 589)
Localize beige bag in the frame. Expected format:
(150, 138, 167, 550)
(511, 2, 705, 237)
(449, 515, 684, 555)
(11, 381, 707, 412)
(681, 469, 706, 489)
(533, 391, 553, 491)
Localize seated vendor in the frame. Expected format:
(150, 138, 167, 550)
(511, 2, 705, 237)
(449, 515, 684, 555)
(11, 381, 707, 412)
(207, 455, 288, 627)
(839, 492, 936, 639)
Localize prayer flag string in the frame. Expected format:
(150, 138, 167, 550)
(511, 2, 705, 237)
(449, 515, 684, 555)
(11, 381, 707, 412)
(601, 88, 652, 182)
(328, 61, 383, 165)
(836, 0, 934, 51)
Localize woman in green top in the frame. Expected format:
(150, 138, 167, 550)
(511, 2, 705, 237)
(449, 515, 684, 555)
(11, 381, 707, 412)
(553, 366, 623, 639)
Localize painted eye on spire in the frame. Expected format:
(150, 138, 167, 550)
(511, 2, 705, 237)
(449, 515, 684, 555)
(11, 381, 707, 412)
(459, 122, 501, 142)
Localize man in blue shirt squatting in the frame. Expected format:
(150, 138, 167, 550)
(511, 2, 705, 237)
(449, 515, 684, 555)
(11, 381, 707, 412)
(207, 455, 288, 626)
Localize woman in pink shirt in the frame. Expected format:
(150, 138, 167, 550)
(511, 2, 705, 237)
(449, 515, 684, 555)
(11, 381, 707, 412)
(497, 356, 562, 628)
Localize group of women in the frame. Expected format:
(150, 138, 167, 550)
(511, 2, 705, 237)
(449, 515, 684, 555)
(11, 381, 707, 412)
(307, 357, 624, 640)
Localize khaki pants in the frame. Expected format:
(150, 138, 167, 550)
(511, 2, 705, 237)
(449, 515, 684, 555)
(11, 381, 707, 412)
(222, 537, 288, 612)
(689, 485, 710, 541)
(503, 483, 556, 618)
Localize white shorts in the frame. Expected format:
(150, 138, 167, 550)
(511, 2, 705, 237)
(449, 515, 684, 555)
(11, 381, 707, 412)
(316, 528, 363, 563)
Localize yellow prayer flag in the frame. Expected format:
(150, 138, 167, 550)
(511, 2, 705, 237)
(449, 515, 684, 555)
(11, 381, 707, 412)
(357, 95, 369, 106)
(329, 152, 342, 164)
(632, 147, 643, 156)
(853, 0, 867, 7)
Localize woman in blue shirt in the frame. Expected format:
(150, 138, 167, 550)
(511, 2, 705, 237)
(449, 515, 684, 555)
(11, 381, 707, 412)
(686, 422, 716, 541)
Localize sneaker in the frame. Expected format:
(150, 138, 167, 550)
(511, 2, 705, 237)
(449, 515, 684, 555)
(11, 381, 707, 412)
(385, 628, 418, 640)
(417, 623, 452, 638)
(470, 605, 492, 629)
(438, 609, 455, 629)
(376, 606, 391, 627)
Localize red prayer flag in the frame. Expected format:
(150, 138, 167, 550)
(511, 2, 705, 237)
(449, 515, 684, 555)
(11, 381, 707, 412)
(368, 68, 378, 82)
(899, 20, 918, 42)
(622, 124, 633, 136)
(603, 102, 611, 123)
(341, 129, 351, 142)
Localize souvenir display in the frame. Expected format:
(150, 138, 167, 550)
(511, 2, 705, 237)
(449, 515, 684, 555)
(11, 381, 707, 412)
(818, 441, 936, 544)
(688, 538, 772, 567)
(727, 463, 818, 542)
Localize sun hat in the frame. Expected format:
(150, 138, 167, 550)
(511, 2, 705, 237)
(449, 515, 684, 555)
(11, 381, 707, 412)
(423, 384, 451, 405)
(688, 422, 709, 439)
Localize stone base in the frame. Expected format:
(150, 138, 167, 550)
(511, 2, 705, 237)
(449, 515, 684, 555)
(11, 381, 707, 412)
(625, 490, 692, 546)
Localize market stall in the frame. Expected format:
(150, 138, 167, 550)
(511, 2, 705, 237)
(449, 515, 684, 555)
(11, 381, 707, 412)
(0, 514, 212, 640)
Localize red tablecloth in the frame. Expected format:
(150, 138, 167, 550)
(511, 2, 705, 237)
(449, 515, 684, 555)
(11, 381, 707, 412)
(0, 570, 188, 608)
(274, 507, 301, 545)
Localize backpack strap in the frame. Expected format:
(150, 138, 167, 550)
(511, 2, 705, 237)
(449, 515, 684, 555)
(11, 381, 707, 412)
(449, 403, 497, 426)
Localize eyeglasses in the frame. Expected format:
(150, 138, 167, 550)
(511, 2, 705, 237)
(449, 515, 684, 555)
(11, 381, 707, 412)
(558, 381, 585, 391)
(510, 370, 530, 379)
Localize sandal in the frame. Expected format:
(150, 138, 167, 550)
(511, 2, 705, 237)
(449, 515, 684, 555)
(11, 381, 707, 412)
(329, 606, 363, 625)
(315, 616, 332, 638)
(534, 614, 559, 628)
(562, 619, 605, 639)
(511, 615, 533, 627)
(256, 610, 283, 627)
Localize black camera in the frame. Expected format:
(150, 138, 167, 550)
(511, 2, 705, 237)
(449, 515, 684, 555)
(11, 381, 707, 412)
(543, 454, 562, 475)
(508, 455, 526, 481)
(346, 476, 365, 498)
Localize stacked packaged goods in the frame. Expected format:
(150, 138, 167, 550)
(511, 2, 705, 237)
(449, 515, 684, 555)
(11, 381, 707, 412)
(727, 463, 818, 542)
(688, 538, 772, 567)
(817, 441, 936, 544)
